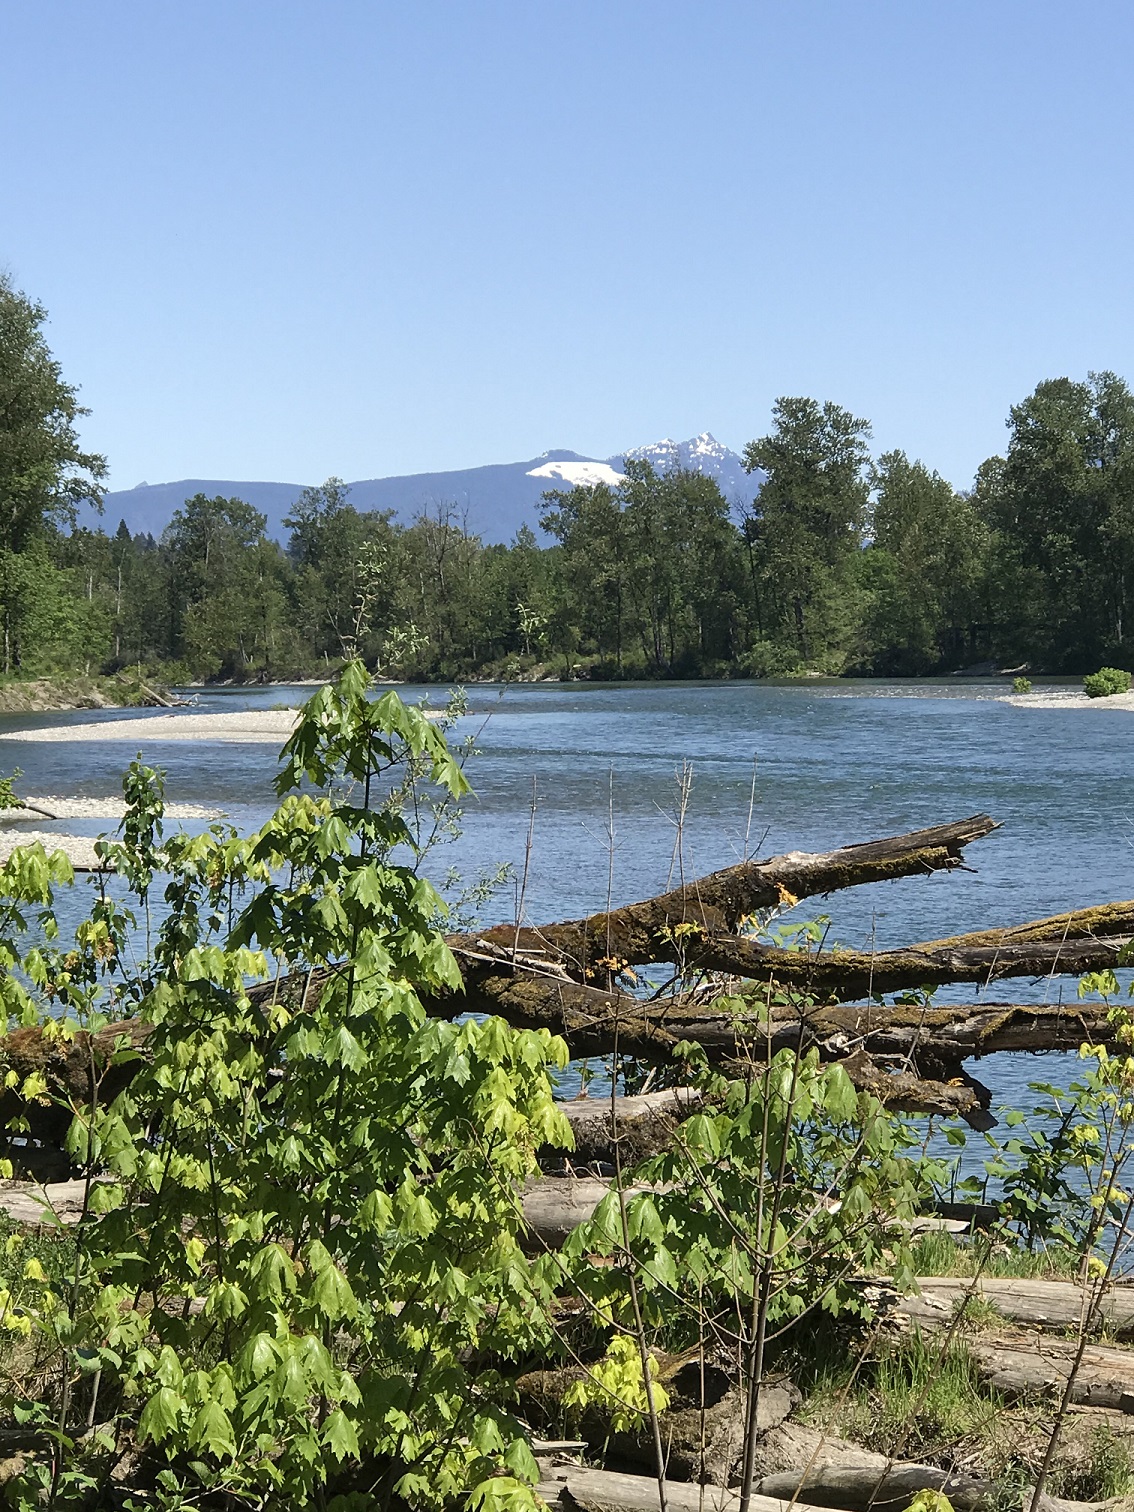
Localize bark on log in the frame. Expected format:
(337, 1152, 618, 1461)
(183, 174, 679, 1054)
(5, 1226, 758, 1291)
(451, 815, 998, 980)
(745, 1423, 1130, 1512)
(449, 971, 1119, 1084)
(0, 1019, 150, 1148)
(754, 1461, 1128, 1512)
(884, 1277, 1134, 1341)
(966, 1334, 1134, 1410)
(535, 1466, 823, 1512)
(689, 922, 1134, 998)
(553, 1089, 703, 1169)
(0, 1179, 96, 1227)
(538, 1460, 1126, 1512)
(520, 1176, 658, 1253)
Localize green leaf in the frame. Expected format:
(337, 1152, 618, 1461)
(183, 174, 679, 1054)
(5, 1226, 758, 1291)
(138, 1386, 185, 1445)
(190, 1398, 235, 1458)
(322, 1407, 360, 1461)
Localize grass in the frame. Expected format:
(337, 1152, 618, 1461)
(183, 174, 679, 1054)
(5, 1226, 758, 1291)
(909, 1230, 1082, 1280)
(797, 1329, 1007, 1464)
(1051, 1422, 1134, 1501)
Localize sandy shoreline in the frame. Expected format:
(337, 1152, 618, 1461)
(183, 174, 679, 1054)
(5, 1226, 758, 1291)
(1002, 689, 1134, 711)
(0, 709, 304, 744)
(0, 705, 442, 744)
(0, 797, 224, 820)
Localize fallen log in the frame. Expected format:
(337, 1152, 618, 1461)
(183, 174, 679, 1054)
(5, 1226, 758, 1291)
(539, 1458, 1127, 1512)
(689, 925, 1134, 999)
(454, 971, 1120, 1066)
(884, 1277, 1134, 1340)
(451, 815, 998, 979)
(554, 1089, 703, 1169)
(966, 1333, 1134, 1410)
(536, 1466, 826, 1512)
(520, 1176, 657, 1253)
(0, 995, 1088, 1154)
(0, 1178, 95, 1227)
(754, 1459, 1127, 1512)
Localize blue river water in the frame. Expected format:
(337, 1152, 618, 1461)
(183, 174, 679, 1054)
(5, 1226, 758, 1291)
(0, 677, 1131, 1136)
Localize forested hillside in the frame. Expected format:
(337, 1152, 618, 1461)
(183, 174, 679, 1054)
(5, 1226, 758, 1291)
(6, 273, 1134, 684)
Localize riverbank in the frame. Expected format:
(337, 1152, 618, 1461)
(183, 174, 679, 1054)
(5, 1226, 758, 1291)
(0, 674, 176, 714)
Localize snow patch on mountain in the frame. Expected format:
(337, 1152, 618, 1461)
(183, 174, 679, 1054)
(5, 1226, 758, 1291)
(526, 459, 627, 488)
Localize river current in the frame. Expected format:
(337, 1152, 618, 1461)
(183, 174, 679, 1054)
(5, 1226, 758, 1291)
(1, 677, 1131, 1132)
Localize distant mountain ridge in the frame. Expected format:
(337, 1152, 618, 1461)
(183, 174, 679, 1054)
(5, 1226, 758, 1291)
(101, 433, 756, 545)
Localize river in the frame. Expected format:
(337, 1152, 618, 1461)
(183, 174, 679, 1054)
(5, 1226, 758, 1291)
(0, 676, 1131, 1135)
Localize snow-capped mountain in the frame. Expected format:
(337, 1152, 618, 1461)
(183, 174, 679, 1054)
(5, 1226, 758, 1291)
(614, 431, 753, 504)
(101, 435, 759, 545)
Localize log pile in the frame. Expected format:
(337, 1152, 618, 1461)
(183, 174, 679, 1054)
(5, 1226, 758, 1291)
(2, 812, 1132, 1166)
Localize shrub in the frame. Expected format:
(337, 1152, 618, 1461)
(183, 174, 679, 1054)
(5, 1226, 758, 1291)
(0, 662, 570, 1510)
(1013, 676, 1033, 695)
(1084, 666, 1132, 698)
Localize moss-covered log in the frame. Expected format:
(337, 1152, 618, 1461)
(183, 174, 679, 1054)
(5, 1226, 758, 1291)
(448, 815, 998, 979)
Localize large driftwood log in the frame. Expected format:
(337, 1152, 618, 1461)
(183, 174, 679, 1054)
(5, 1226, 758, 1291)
(538, 1460, 1126, 1512)
(0, 994, 1111, 1153)
(451, 816, 999, 979)
(535, 1467, 820, 1512)
(966, 1334, 1134, 1409)
(520, 1176, 655, 1252)
(754, 1460, 1129, 1512)
(689, 913, 1134, 998)
(884, 1277, 1134, 1340)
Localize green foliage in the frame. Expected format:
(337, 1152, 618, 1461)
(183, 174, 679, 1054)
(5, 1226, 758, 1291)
(561, 1335, 671, 1434)
(861, 451, 990, 675)
(976, 372, 1134, 669)
(1084, 665, 1131, 697)
(0, 274, 107, 675)
(0, 663, 571, 1509)
(562, 1046, 931, 1393)
(1012, 676, 1033, 694)
(8, 346, 1134, 682)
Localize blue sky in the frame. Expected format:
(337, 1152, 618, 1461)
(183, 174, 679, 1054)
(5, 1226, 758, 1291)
(3, 2, 1133, 493)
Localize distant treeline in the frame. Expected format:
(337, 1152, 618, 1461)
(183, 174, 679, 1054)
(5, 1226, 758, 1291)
(12, 378, 1134, 684)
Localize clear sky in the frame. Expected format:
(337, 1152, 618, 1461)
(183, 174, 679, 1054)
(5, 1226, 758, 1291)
(3, 1, 1134, 492)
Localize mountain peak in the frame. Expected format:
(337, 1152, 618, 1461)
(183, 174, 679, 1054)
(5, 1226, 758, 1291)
(610, 434, 750, 502)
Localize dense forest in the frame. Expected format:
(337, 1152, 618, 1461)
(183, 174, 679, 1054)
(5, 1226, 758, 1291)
(6, 273, 1134, 684)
